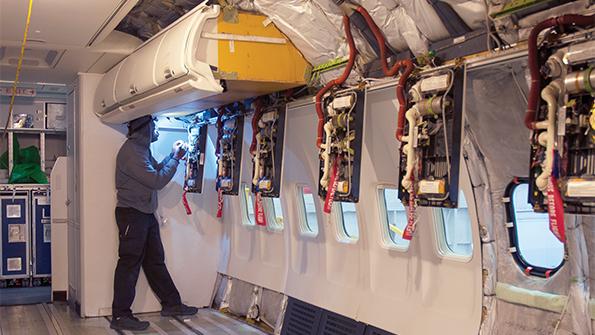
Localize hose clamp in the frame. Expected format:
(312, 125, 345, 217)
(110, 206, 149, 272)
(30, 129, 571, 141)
(583, 66, 593, 95)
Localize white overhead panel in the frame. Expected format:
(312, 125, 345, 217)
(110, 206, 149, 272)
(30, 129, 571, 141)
(95, 4, 223, 124)
(0, 47, 128, 85)
(0, 46, 64, 69)
(0, 0, 139, 48)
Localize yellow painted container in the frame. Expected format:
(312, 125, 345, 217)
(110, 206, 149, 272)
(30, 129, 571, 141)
(197, 12, 309, 102)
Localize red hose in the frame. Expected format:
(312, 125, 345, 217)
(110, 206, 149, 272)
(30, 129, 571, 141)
(355, 6, 414, 140)
(250, 99, 264, 154)
(315, 15, 358, 149)
(525, 14, 594, 129)
(182, 191, 192, 215)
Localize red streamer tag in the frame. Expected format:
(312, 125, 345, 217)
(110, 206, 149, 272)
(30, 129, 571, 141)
(402, 179, 416, 241)
(182, 191, 192, 216)
(324, 158, 340, 214)
(254, 193, 267, 226)
(546, 176, 566, 243)
(216, 188, 224, 218)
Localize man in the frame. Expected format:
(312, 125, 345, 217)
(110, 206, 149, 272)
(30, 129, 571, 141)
(111, 115, 197, 331)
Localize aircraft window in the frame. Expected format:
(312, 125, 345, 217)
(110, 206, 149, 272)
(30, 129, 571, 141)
(297, 185, 319, 236)
(379, 188, 410, 249)
(505, 180, 564, 277)
(242, 183, 256, 226)
(335, 202, 359, 241)
(266, 197, 284, 231)
(439, 191, 473, 258)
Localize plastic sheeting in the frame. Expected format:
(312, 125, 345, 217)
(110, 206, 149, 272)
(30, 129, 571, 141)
(465, 58, 593, 334)
(212, 274, 230, 309)
(227, 278, 256, 316)
(443, 0, 486, 30)
(259, 288, 285, 329)
(353, 0, 408, 51)
(232, 0, 432, 67)
(492, 300, 572, 335)
(565, 216, 592, 335)
(586, 216, 595, 301)
(396, 0, 452, 40)
(491, 0, 592, 45)
(248, 0, 349, 67)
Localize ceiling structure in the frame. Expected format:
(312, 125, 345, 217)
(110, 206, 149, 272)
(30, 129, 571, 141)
(0, 0, 141, 86)
(0, 0, 591, 88)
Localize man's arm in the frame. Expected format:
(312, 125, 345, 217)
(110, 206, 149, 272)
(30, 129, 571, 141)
(124, 152, 179, 190)
(152, 153, 174, 171)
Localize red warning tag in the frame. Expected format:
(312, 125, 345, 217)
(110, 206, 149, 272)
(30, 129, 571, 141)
(546, 176, 565, 243)
(324, 158, 340, 214)
(182, 191, 192, 216)
(402, 180, 416, 240)
(216, 188, 224, 218)
(254, 192, 267, 226)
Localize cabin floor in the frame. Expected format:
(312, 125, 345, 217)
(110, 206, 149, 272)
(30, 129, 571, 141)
(0, 302, 268, 335)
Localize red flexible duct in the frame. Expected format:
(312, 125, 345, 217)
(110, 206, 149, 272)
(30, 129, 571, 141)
(525, 14, 594, 129)
(354, 6, 414, 140)
(250, 99, 264, 155)
(315, 15, 358, 149)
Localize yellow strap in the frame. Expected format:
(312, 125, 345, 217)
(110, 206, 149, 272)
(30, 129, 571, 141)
(389, 224, 404, 236)
(2, 0, 34, 139)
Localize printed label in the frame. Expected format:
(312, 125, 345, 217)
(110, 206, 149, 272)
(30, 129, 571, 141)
(43, 224, 51, 243)
(8, 224, 25, 243)
(6, 204, 21, 218)
(254, 193, 267, 226)
(7, 258, 22, 272)
(324, 158, 340, 214)
(546, 176, 566, 243)
(402, 181, 417, 241)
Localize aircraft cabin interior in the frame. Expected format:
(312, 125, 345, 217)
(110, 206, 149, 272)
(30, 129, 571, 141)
(0, 0, 594, 334)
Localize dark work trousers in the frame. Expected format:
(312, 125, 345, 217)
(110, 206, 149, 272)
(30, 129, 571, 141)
(112, 207, 182, 318)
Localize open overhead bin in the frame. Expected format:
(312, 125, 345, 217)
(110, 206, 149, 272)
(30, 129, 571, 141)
(94, 3, 309, 124)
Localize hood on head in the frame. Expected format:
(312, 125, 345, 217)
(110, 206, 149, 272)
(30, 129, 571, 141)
(127, 115, 156, 145)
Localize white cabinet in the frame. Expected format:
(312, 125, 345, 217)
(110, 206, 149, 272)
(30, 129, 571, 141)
(114, 35, 165, 103)
(154, 15, 194, 85)
(93, 63, 121, 115)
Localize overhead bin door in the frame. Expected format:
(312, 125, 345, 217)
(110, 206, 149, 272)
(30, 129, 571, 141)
(154, 15, 194, 85)
(115, 35, 165, 103)
(94, 63, 122, 115)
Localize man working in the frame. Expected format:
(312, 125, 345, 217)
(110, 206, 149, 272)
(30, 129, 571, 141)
(111, 115, 197, 331)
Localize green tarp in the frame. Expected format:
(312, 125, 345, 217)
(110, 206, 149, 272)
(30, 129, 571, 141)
(0, 138, 48, 184)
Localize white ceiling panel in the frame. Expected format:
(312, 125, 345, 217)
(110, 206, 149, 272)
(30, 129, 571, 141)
(0, 0, 133, 47)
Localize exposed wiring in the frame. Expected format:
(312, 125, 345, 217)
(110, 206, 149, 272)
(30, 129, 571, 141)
(553, 289, 571, 334)
(2, 0, 34, 146)
(345, 91, 357, 196)
(510, 67, 528, 105)
(482, 0, 502, 52)
(442, 69, 455, 187)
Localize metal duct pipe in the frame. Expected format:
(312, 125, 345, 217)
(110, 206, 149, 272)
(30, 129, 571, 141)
(354, 5, 414, 141)
(315, 15, 358, 149)
(525, 14, 594, 130)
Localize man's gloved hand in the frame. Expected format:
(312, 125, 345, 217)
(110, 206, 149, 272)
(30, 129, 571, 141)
(172, 140, 188, 160)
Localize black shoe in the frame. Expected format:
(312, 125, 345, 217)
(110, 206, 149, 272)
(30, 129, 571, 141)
(161, 304, 199, 316)
(110, 315, 150, 331)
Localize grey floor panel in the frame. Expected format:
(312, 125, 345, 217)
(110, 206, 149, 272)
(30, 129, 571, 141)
(48, 303, 115, 335)
(0, 303, 268, 335)
(0, 304, 54, 335)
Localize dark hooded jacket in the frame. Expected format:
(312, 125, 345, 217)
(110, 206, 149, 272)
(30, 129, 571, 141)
(116, 116, 179, 214)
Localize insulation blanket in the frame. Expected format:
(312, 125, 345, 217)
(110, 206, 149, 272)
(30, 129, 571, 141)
(465, 58, 592, 334)
(249, 0, 350, 67)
